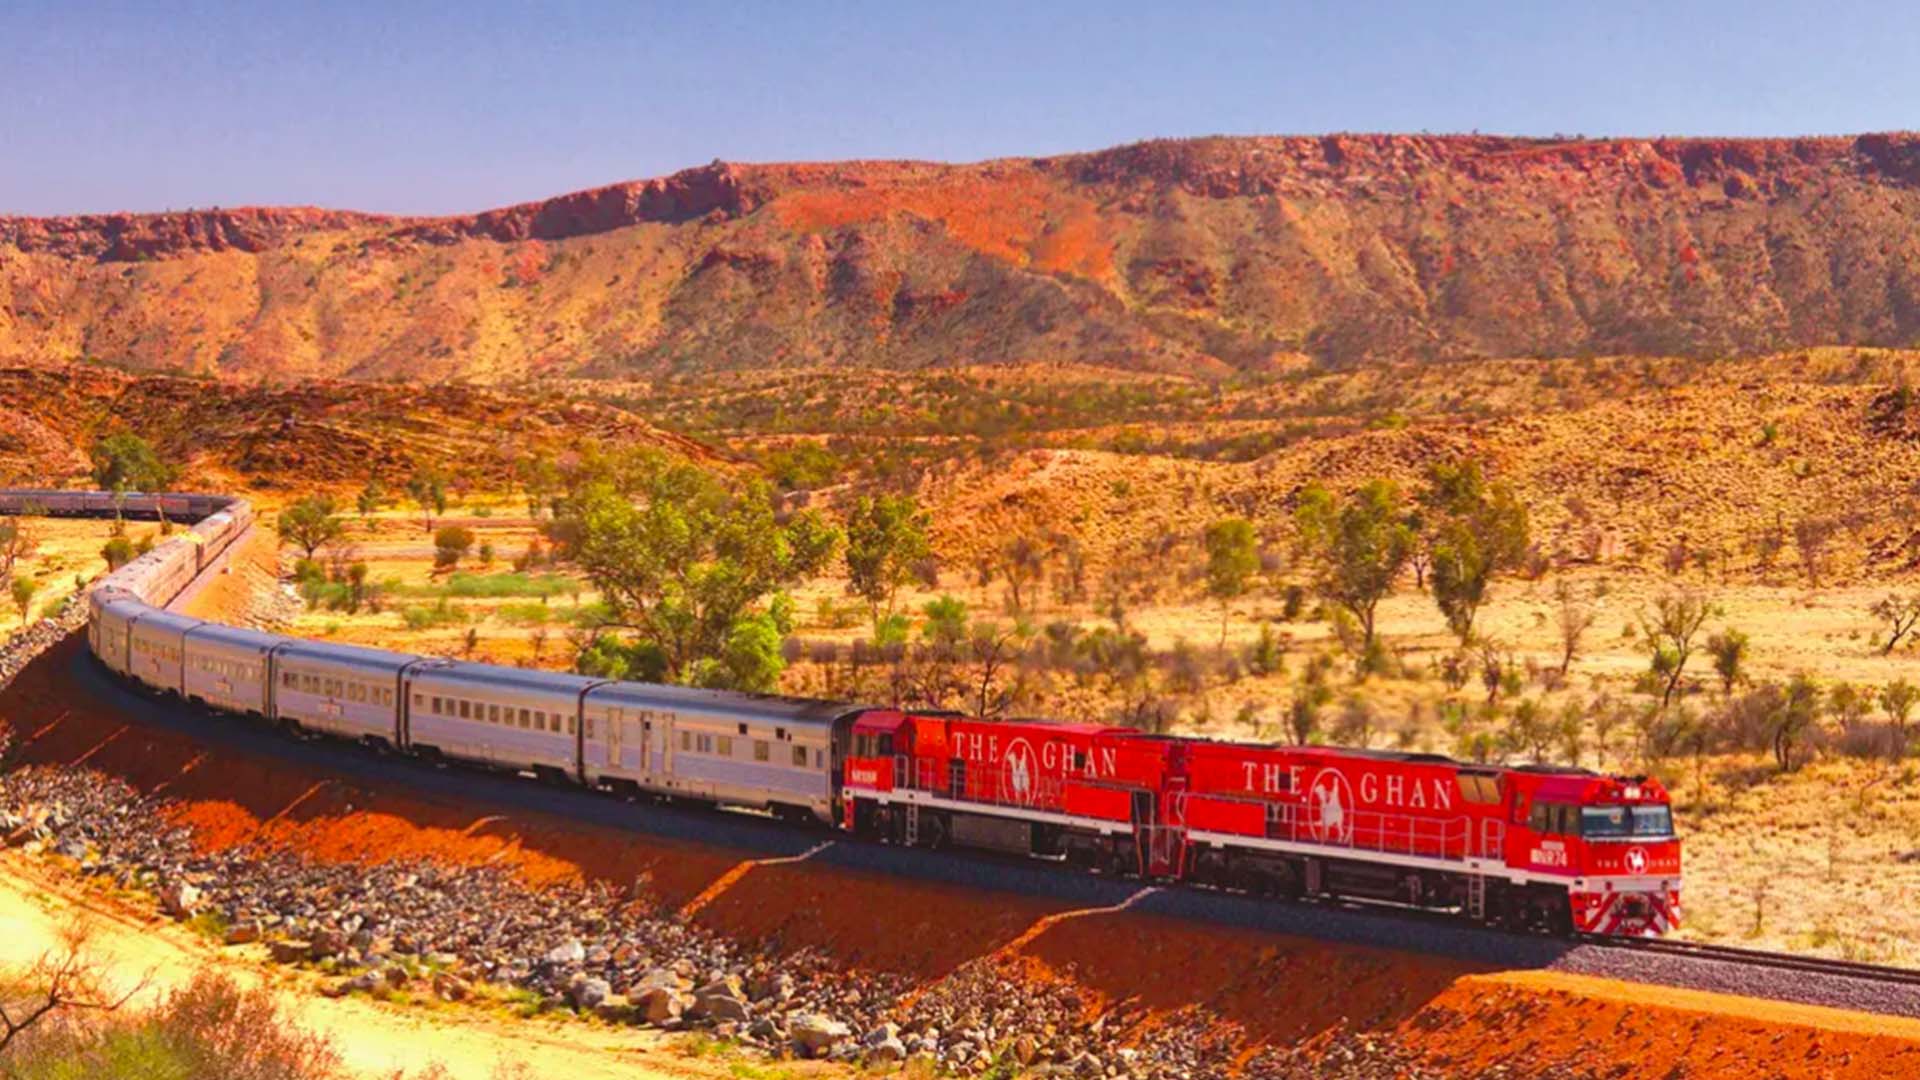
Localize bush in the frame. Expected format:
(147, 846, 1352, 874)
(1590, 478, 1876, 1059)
(100, 537, 135, 570)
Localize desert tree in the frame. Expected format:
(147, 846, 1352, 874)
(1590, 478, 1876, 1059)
(1421, 459, 1531, 644)
(1794, 516, 1836, 587)
(1639, 590, 1718, 707)
(1293, 479, 1415, 654)
(0, 919, 145, 1053)
(1706, 627, 1750, 696)
(1879, 678, 1918, 758)
(88, 431, 176, 526)
(11, 576, 37, 627)
(432, 524, 475, 571)
(406, 468, 449, 535)
(275, 495, 344, 559)
(1202, 517, 1259, 649)
(1768, 673, 1824, 773)
(995, 534, 1048, 615)
(1287, 654, 1336, 744)
(1553, 578, 1597, 675)
(1871, 593, 1920, 655)
(844, 494, 930, 624)
(552, 447, 837, 691)
(355, 477, 386, 519)
(516, 451, 562, 519)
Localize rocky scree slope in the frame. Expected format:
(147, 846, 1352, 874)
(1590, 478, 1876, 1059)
(8, 134, 1920, 380)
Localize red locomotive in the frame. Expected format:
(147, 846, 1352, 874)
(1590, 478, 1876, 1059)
(843, 713, 1681, 937)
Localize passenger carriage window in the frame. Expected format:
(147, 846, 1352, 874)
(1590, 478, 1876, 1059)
(815, 750, 824, 768)
(754, 740, 769, 762)
(459, 700, 472, 719)
(717, 736, 732, 758)
(519, 708, 531, 728)
(793, 746, 807, 767)
(682, 732, 692, 752)
(698, 735, 712, 754)
(488, 704, 501, 724)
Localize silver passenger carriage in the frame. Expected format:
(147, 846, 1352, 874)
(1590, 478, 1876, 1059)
(582, 682, 862, 822)
(273, 640, 415, 744)
(403, 663, 601, 778)
(126, 609, 205, 695)
(91, 596, 148, 676)
(183, 623, 289, 716)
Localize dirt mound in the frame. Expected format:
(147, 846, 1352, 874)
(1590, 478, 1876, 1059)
(12, 134, 1920, 379)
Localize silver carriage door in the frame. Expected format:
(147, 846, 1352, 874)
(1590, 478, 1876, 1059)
(605, 707, 622, 769)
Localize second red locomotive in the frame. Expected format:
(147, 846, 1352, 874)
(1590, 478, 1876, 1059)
(843, 713, 1681, 936)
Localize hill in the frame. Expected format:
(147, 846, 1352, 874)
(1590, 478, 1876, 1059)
(9, 134, 1920, 381)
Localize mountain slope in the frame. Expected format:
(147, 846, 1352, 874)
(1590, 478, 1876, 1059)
(6, 133, 1920, 381)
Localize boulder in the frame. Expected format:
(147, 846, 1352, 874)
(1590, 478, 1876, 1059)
(790, 1012, 851, 1056)
(432, 973, 470, 1002)
(692, 991, 749, 1023)
(223, 921, 261, 946)
(544, 939, 586, 966)
(569, 974, 612, 1011)
(268, 940, 312, 964)
(636, 986, 690, 1025)
(869, 1038, 907, 1063)
(308, 928, 345, 959)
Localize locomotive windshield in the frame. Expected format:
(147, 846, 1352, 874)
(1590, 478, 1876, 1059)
(1580, 804, 1674, 839)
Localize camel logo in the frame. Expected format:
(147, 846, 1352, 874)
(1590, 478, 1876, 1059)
(1624, 847, 1649, 875)
(1307, 768, 1355, 845)
(1000, 738, 1038, 805)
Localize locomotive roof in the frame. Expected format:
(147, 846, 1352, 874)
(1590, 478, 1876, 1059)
(587, 680, 869, 727)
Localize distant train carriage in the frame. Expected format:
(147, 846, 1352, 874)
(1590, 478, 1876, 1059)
(182, 623, 286, 715)
(272, 640, 412, 744)
(403, 663, 594, 779)
(126, 610, 205, 695)
(584, 682, 857, 821)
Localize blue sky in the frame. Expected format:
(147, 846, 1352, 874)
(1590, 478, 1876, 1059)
(4, 1, 1918, 215)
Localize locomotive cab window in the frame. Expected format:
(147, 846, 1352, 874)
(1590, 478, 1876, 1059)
(1581, 804, 1674, 839)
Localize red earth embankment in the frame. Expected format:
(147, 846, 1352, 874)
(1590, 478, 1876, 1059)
(6, 630, 1920, 1077)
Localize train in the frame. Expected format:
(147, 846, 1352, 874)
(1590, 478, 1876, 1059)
(28, 490, 1682, 938)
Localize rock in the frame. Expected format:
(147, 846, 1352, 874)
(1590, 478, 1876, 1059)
(592, 994, 631, 1022)
(1016, 1036, 1039, 1065)
(636, 986, 689, 1025)
(569, 975, 612, 1010)
(694, 974, 744, 1002)
(383, 965, 409, 988)
(869, 1038, 907, 1063)
(308, 928, 345, 959)
(748, 1017, 782, 1042)
(865, 1022, 901, 1047)
(159, 880, 201, 919)
(223, 921, 261, 946)
(790, 1012, 852, 1056)
(692, 991, 749, 1024)
(544, 939, 586, 966)
(268, 940, 312, 964)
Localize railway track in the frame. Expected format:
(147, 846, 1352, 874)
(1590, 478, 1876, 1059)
(1585, 933, 1920, 988)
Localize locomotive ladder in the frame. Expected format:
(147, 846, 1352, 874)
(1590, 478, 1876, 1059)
(1467, 872, 1487, 921)
(904, 802, 920, 846)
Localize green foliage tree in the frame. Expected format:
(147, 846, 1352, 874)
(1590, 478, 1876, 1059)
(355, 478, 385, 519)
(275, 495, 343, 559)
(100, 536, 135, 570)
(11, 576, 37, 626)
(552, 446, 839, 690)
(406, 469, 448, 535)
(844, 494, 930, 622)
(432, 524, 475, 570)
(1421, 459, 1530, 644)
(1871, 593, 1920, 655)
(1768, 673, 1823, 772)
(1880, 678, 1918, 758)
(1203, 517, 1259, 648)
(1293, 480, 1415, 653)
(1707, 627, 1749, 696)
(89, 432, 176, 495)
(1639, 591, 1718, 706)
